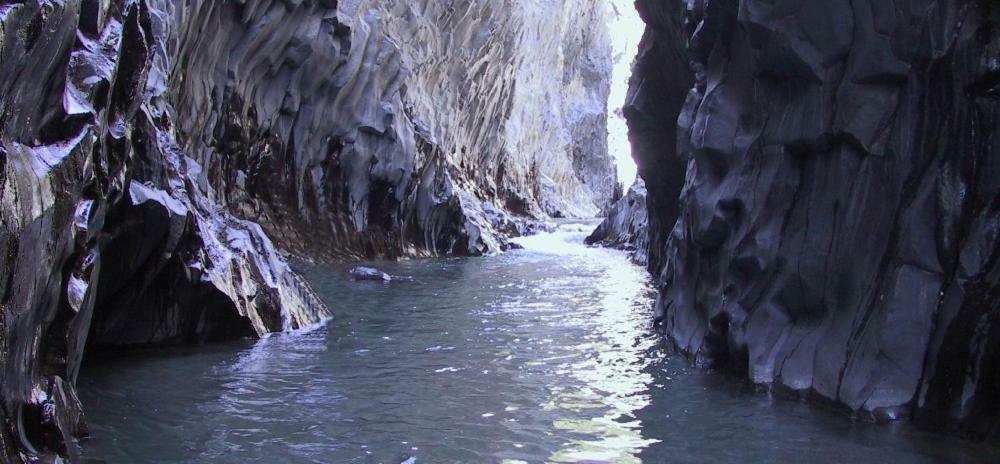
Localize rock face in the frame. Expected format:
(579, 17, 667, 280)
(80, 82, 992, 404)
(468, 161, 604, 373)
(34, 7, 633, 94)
(586, 179, 650, 265)
(631, 0, 1000, 438)
(1, 2, 333, 460)
(163, 0, 616, 260)
(626, 0, 694, 274)
(0, 0, 618, 461)
(370, 0, 618, 221)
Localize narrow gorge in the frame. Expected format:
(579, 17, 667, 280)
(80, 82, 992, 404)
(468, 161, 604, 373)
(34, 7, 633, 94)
(1, 0, 998, 462)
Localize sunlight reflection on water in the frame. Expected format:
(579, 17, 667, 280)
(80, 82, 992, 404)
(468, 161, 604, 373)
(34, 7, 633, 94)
(511, 222, 659, 463)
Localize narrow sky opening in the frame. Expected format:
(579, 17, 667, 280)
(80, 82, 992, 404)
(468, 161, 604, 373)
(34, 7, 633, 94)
(606, 0, 645, 185)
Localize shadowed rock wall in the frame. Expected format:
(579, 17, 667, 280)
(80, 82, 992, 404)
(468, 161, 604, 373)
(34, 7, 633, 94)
(0, 1, 334, 461)
(631, 0, 1000, 438)
(626, 0, 693, 274)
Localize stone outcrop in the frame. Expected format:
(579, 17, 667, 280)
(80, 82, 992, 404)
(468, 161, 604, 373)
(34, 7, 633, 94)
(631, 0, 1000, 438)
(586, 179, 650, 265)
(625, 0, 694, 274)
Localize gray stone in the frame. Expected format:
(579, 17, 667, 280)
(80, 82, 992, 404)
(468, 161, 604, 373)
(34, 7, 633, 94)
(0, 1, 622, 460)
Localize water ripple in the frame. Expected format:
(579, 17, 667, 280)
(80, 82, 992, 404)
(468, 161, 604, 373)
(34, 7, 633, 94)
(79, 221, 999, 464)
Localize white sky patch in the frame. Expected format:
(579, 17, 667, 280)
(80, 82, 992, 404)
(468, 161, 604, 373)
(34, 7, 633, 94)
(605, 0, 645, 185)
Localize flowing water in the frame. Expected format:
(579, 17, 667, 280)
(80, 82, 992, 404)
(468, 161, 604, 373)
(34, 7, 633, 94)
(79, 221, 998, 463)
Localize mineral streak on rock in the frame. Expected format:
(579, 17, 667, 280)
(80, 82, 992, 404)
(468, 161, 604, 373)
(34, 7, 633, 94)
(631, 0, 1000, 438)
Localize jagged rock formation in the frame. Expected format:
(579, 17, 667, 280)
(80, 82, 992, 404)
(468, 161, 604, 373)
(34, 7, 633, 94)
(586, 179, 650, 265)
(625, 0, 694, 274)
(0, 1, 323, 461)
(631, 0, 1000, 438)
(163, 0, 616, 260)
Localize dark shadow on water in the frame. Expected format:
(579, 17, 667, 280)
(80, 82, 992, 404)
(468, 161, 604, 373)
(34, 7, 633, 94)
(635, 342, 1000, 464)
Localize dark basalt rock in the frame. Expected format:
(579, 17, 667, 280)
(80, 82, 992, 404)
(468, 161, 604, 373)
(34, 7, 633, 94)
(162, 0, 426, 260)
(159, 0, 616, 260)
(626, 0, 695, 274)
(586, 179, 650, 265)
(0, 1, 331, 461)
(632, 0, 1000, 438)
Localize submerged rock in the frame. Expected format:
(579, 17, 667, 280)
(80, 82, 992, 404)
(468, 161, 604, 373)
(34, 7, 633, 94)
(350, 267, 392, 282)
(630, 0, 1000, 438)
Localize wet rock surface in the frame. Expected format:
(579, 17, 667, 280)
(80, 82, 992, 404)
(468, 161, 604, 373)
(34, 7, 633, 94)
(631, 0, 1000, 438)
(626, 0, 695, 274)
(0, 1, 328, 461)
(586, 179, 650, 265)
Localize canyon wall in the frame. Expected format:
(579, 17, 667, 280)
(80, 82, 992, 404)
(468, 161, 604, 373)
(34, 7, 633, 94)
(0, 0, 616, 460)
(164, 0, 616, 260)
(632, 0, 1000, 438)
(368, 0, 617, 221)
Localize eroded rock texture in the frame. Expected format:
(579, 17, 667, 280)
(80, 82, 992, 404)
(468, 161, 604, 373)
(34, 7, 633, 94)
(633, 0, 1000, 437)
(586, 179, 650, 265)
(371, 0, 617, 220)
(162, 0, 616, 260)
(0, 2, 331, 461)
(626, 0, 693, 274)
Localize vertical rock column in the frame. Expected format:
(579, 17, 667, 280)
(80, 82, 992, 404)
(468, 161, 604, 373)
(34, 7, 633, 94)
(625, 0, 693, 273)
